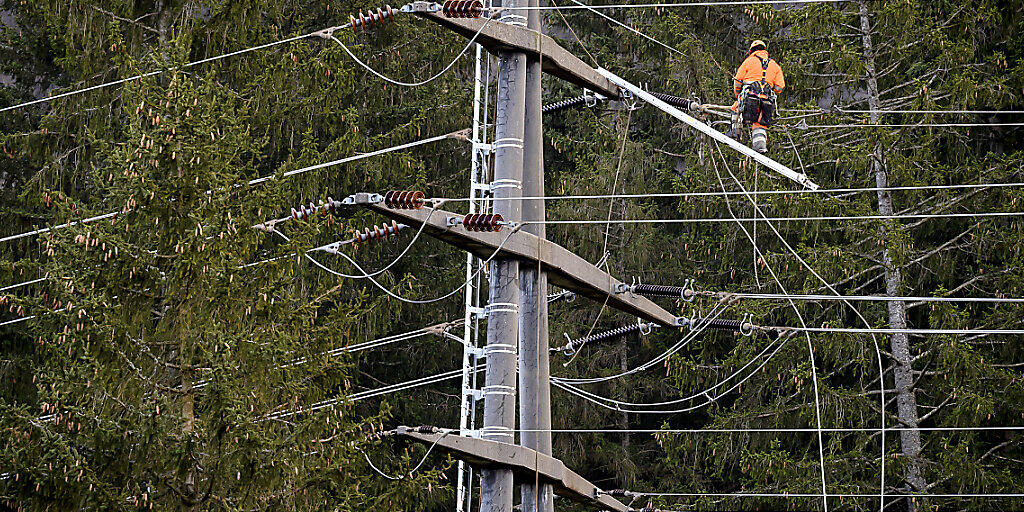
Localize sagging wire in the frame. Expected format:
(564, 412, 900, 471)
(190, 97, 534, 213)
(0, 27, 331, 113)
(708, 142, 850, 510)
(270, 200, 433, 281)
(552, 329, 796, 410)
(554, 301, 731, 385)
(359, 428, 451, 481)
(2, 132, 459, 246)
(324, 13, 494, 87)
(564, 105, 633, 368)
(563, 0, 685, 56)
(551, 339, 790, 414)
(305, 220, 524, 305)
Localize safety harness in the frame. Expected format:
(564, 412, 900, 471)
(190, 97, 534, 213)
(738, 54, 777, 127)
(746, 55, 776, 99)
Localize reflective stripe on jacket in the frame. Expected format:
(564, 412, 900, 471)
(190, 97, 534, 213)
(732, 50, 785, 98)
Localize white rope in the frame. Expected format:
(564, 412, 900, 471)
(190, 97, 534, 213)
(704, 152, 826, 508)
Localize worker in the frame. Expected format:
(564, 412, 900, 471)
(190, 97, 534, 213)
(728, 39, 785, 153)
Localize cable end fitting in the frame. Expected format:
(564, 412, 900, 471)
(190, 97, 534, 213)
(342, 192, 384, 206)
(312, 27, 340, 39)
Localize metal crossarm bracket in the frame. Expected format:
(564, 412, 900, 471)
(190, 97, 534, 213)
(395, 427, 629, 512)
(362, 201, 680, 327)
(404, 4, 620, 98)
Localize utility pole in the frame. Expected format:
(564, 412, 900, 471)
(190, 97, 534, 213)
(518, 0, 554, 511)
(480, 0, 527, 510)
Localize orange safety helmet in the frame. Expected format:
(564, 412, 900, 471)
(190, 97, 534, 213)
(749, 39, 768, 53)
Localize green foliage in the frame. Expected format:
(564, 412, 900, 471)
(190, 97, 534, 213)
(2, 0, 1023, 511)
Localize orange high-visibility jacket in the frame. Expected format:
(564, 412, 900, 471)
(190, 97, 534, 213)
(733, 50, 785, 98)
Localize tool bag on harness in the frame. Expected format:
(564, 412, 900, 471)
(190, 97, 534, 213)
(740, 55, 776, 127)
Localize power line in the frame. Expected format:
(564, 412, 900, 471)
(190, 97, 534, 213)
(0, 277, 46, 292)
(521, 0, 853, 9)
(195, 321, 459, 390)
(564, 0, 684, 56)
(0, 30, 323, 113)
(516, 426, 1024, 433)
(622, 489, 1024, 497)
(801, 122, 1024, 129)
(0, 212, 119, 245)
(713, 292, 1024, 304)
(268, 365, 482, 420)
(553, 303, 731, 385)
(0, 131, 458, 245)
(535, 211, 1024, 224)
(0, 315, 34, 327)
(785, 108, 1024, 115)
(788, 326, 1024, 335)
(434, 181, 1024, 203)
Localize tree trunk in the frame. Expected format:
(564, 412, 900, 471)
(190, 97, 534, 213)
(858, 2, 926, 508)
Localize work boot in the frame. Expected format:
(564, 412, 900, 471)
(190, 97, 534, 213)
(751, 127, 768, 153)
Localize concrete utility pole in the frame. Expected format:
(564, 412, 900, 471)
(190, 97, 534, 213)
(518, 0, 554, 511)
(480, 0, 528, 510)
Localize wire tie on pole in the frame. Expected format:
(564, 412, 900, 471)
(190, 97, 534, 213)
(479, 425, 514, 439)
(484, 343, 517, 356)
(491, 137, 524, 151)
(497, 11, 527, 26)
(484, 302, 518, 314)
(488, 178, 521, 191)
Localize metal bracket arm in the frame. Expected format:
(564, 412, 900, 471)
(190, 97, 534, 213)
(361, 201, 679, 328)
(395, 427, 629, 511)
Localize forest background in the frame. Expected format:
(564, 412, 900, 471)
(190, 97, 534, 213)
(1, 0, 1023, 511)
